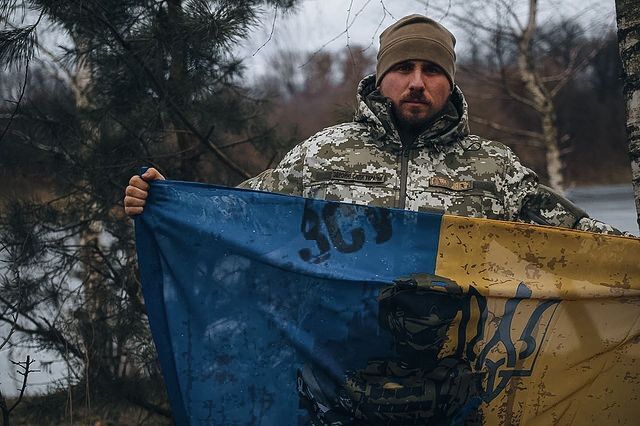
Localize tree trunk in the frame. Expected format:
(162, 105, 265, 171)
(541, 109, 564, 191)
(167, 0, 201, 181)
(517, 0, 565, 193)
(616, 0, 640, 231)
(71, 33, 119, 389)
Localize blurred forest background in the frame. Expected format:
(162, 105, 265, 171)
(0, 0, 635, 424)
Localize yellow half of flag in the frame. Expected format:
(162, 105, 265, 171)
(434, 216, 640, 424)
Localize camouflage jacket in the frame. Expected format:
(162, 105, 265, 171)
(241, 75, 624, 235)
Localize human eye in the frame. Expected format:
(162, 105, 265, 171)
(394, 62, 413, 73)
(423, 63, 443, 75)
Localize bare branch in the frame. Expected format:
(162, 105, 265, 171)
(301, 0, 374, 68)
(549, 39, 608, 97)
(469, 115, 544, 146)
(0, 354, 38, 425)
(9, 355, 39, 412)
(218, 125, 278, 149)
(362, 1, 392, 52)
(415, 0, 519, 39)
(252, 5, 278, 56)
(496, 0, 524, 32)
(522, 0, 537, 45)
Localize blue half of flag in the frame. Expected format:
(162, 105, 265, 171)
(135, 181, 474, 425)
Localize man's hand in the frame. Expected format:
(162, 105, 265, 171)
(124, 167, 165, 216)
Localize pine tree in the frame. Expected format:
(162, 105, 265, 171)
(0, 0, 297, 422)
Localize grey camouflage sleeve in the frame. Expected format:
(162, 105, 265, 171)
(520, 186, 633, 236)
(574, 217, 634, 236)
(500, 146, 633, 236)
(236, 141, 307, 195)
(500, 147, 539, 222)
(513, 176, 633, 237)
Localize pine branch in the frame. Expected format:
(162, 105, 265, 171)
(0, 311, 18, 351)
(0, 58, 28, 144)
(0, 295, 86, 362)
(0, 26, 34, 67)
(83, 0, 251, 179)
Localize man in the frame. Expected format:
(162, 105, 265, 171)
(124, 14, 624, 235)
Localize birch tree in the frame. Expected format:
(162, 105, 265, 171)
(513, 0, 563, 191)
(417, 0, 609, 193)
(615, 0, 640, 230)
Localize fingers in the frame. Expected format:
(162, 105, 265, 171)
(129, 175, 150, 191)
(124, 205, 144, 216)
(124, 193, 147, 217)
(125, 185, 148, 199)
(124, 168, 166, 217)
(125, 178, 149, 217)
(141, 167, 165, 181)
(124, 195, 146, 207)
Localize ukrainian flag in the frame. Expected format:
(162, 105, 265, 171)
(135, 181, 640, 425)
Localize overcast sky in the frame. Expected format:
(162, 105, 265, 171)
(25, 0, 619, 82)
(239, 0, 617, 79)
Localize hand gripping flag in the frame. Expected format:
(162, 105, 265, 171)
(135, 180, 640, 425)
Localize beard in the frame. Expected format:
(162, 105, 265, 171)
(380, 84, 452, 138)
(393, 98, 438, 134)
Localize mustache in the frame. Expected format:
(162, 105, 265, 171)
(401, 93, 431, 104)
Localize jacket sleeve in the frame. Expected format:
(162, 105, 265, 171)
(236, 141, 307, 196)
(502, 147, 633, 236)
(518, 184, 631, 236)
(574, 217, 633, 236)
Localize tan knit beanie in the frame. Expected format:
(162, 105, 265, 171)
(376, 15, 456, 87)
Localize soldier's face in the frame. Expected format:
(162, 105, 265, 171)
(379, 60, 451, 128)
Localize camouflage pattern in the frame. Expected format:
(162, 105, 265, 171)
(240, 74, 626, 235)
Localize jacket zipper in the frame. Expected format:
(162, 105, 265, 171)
(398, 148, 410, 209)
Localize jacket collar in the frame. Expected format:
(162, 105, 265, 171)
(353, 74, 470, 152)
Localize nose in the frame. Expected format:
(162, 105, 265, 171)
(408, 68, 425, 91)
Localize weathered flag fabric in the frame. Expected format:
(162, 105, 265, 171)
(135, 180, 640, 425)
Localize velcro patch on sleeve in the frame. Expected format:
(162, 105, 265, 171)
(429, 176, 474, 191)
(315, 170, 387, 184)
